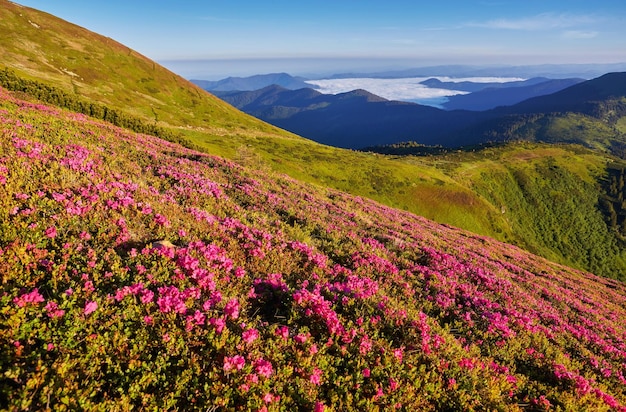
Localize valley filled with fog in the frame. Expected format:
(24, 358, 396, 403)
(304, 76, 526, 107)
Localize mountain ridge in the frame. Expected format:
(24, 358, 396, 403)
(441, 78, 585, 111)
(214, 73, 626, 151)
(192, 72, 315, 92)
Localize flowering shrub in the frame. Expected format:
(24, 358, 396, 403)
(1, 86, 626, 410)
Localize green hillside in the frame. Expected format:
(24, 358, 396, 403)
(2, 0, 626, 280)
(1, 86, 626, 411)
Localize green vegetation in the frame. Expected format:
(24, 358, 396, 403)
(0, 67, 191, 147)
(2, 89, 626, 410)
(447, 144, 626, 276)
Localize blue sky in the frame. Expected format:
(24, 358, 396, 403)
(13, 0, 626, 79)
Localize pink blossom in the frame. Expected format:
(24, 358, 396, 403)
(140, 289, 154, 304)
(309, 368, 323, 385)
(359, 336, 372, 355)
(254, 358, 273, 378)
(223, 355, 246, 372)
(531, 396, 552, 409)
(14, 289, 45, 307)
(247, 374, 259, 384)
(44, 301, 65, 318)
(84, 281, 95, 293)
(153, 213, 171, 227)
(210, 317, 226, 334)
(192, 310, 205, 326)
(393, 347, 404, 363)
(44, 226, 57, 238)
(389, 377, 399, 391)
(263, 393, 277, 404)
(224, 298, 240, 319)
(275, 325, 289, 339)
(242, 328, 259, 344)
(294, 333, 308, 344)
(84, 300, 98, 315)
(314, 402, 325, 412)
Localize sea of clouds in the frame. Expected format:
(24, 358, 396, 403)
(304, 76, 525, 107)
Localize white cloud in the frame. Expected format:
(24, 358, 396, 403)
(304, 77, 525, 106)
(562, 30, 599, 39)
(470, 12, 596, 31)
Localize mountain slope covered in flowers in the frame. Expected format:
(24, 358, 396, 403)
(1, 87, 626, 411)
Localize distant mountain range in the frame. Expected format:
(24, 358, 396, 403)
(213, 85, 482, 148)
(440, 78, 585, 110)
(211, 73, 626, 150)
(193, 72, 585, 110)
(191, 73, 315, 91)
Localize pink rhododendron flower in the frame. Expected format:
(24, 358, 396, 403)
(84, 281, 95, 293)
(14, 289, 45, 307)
(275, 325, 289, 339)
(263, 393, 276, 404)
(242, 328, 259, 344)
(44, 301, 65, 319)
(44, 226, 57, 238)
(393, 347, 404, 363)
(224, 298, 240, 319)
(309, 368, 323, 385)
(84, 300, 98, 315)
(389, 377, 399, 391)
(359, 336, 372, 355)
(234, 267, 246, 278)
(153, 213, 171, 227)
(223, 355, 246, 372)
(254, 359, 273, 378)
(210, 317, 226, 334)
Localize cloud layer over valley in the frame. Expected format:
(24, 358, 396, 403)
(305, 76, 525, 106)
